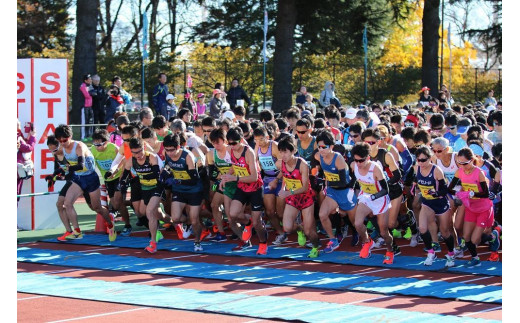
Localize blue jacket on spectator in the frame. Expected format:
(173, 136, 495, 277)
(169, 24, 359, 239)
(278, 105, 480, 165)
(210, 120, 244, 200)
(152, 83, 169, 117)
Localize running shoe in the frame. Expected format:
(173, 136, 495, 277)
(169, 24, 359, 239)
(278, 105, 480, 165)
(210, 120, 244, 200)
(256, 243, 268, 255)
(383, 251, 394, 265)
(145, 241, 157, 254)
(459, 238, 468, 251)
(174, 223, 184, 239)
(392, 244, 401, 256)
(183, 224, 193, 239)
(392, 229, 402, 239)
(194, 242, 203, 252)
(323, 238, 340, 253)
(108, 226, 117, 242)
(489, 229, 501, 252)
(351, 231, 360, 246)
(156, 230, 164, 242)
(232, 240, 252, 251)
(359, 238, 374, 258)
(120, 226, 132, 237)
(297, 230, 307, 246)
(366, 221, 374, 231)
(487, 251, 500, 262)
(342, 224, 350, 239)
(66, 230, 83, 240)
(242, 222, 254, 242)
(162, 222, 173, 229)
(373, 237, 385, 248)
(209, 232, 228, 242)
(335, 232, 343, 244)
(445, 255, 455, 268)
(403, 227, 412, 240)
(272, 233, 288, 245)
(424, 252, 437, 266)
(416, 234, 423, 243)
(307, 247, 319, 258)
(200, 228, 211, 241)
(410, 234, 419, 247)
(57, 231, 73, 241)
(466, 257, 481, 267)
(453, 247, 464, 258)
(317, 222, 327, 235)
(423, 242, 441, 253)
(305, 242, 314, 248)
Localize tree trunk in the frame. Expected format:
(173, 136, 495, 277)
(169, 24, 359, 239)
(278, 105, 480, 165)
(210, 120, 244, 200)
(166, 0, 177, 54)
(271, 0, 297, 113)
(71, 0, 99, 126)
(105, 0, 112, 54)
(422, 0, 440, 97)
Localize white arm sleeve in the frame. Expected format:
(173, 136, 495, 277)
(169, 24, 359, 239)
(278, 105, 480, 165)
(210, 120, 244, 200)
(109, 153, 125, 173)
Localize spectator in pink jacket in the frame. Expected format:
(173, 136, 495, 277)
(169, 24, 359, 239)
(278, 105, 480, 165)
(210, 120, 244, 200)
(80, 74, 94, 140)
(17, 120, 36, 204)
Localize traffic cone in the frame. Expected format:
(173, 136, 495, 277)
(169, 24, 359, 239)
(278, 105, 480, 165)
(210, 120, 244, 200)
(95, 185, 110, 234)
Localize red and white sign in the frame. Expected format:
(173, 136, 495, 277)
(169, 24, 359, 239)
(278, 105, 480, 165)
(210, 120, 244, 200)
(17, 59, 68, 230)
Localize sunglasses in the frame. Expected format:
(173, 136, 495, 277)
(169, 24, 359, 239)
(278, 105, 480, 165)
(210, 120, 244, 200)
(296, 130, 308, 134)
(431, 127, 444, 131)
(131, 149, 143, 155)
(51, 147, 59, 153)
(404, 123, 415, 127)
(228, 141, 239, 146)
(93, 142, 106, 147)
(448, 126, 457, 130)
(349, 134, 360, 138)
(433, 149, 444, 154)
(164, 148, 176, 152)
(318, 145, 330, 150)
(457, 159, 472, 165)
(58, 138, 70, 143)
(203, 129, 213, 133)
(123, 138, 131, 142)
(417, 158, 429, 163)
(364, 141, 378, 145)
(354, 158, 366, 163)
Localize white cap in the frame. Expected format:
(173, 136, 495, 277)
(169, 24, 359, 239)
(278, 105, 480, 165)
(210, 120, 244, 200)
(166, 94, 175, 100)
(345, 108, 359, 119)
(399, 109, 409, 123)
(384, 99, 392, 107)
(369, 112, 380, 126)
(222, 110, 235, 120)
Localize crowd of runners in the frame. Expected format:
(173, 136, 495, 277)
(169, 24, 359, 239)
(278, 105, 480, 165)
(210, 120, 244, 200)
(44, 86, 503, 268)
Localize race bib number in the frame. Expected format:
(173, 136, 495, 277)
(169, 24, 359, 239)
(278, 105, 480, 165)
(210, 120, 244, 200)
(172, 170, 191, 180)
(97, 159, 112, 171)
(324, 171, 340, 182)
(359, 180, 378, 194)
(284, 177, 303, 190)
(259, 156, 277, 171)
(418, 184, 435, 200)
(233, 165, 250, 177)
(461, 183, 479, 199)
(218, 166, 231, 175)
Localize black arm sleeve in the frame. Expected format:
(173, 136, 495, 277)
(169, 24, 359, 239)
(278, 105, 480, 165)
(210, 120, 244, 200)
(371, 179, 389, 200)
(119, 168, 132, 187)
(328, 168, 348, 189)
(447, 177, 461, 195)
(180, 169, 200, 186)
(473, 181, 490, 198)
(347, 167, 356, 188)
(208, 164, 219, 182)
(387, 168, 402, 185)
(435, 178, 449, 197)
(68, 156, 84, 172)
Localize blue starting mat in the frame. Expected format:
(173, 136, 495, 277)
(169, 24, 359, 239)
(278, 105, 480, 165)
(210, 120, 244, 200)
(17, 272, 501, 323)
(41, 234, 502, 277)
(17, 247, 502, 304)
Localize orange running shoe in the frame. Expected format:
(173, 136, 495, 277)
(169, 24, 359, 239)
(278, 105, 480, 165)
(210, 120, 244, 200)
(242, 222, 254, 242)
(257, 242, 268, 255)
(145, 241, 157, 254)
(487, 251, 500, 262)
(383, 251, 394, 264)
(57, 231, 73, 241)
(359, 238, 374, 258)
(175, 223, 185, 240)
(200, 229, 211, 241)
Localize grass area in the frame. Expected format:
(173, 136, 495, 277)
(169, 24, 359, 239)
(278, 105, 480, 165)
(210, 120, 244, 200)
(17, 202, 136, 244)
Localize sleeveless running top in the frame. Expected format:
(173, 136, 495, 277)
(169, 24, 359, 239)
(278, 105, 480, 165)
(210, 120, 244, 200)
(257, 141, 279, 177)
(165, 149, 203, 193)
(458, 166, 492, 211)
(281, 157, 307, 191)
(63, 141, 95, 176)
(132, 152, 158, 190)
(297, 137, 316, 166)
(416, 164, 441, 200)
(90, 143, 122, 180)
(231, 145, 263, 192)
(354, 162, 382, 196)
(436, 153, 458, 183)
(214, 148, 233, 176)
(319, 152, 350, 188)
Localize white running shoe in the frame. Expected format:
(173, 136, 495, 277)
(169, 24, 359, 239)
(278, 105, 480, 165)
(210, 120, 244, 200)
(424, 252, 437, 266)
(194, 242, 203, 252)
(183, 225, 193, 239)
(410, 234, 419, 247)
(373, 237, 385, 248)
(272, 233, 288, 245)
(453, 247, 464, 259)
(445, 255, 455, 268)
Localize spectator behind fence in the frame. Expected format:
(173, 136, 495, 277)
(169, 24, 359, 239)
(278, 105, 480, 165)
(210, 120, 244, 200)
(152, 72, 169, 118)
(90, 74, 107, 127)
(17, 119, 36, 205)
(104, 85, 124, 123)
(319, 81, 340, 108)
(210, 89, 223, 119)
(166, 94, 178, 120)
(295, 86, 308, 105)
(79, 74, 94, 140)
(195, 93, 207, 119)
(112, 76, 132, 111)
(226, 78, 251, 110)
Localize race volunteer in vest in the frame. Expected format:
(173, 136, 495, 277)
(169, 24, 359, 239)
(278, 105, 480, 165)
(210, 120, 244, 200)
(274, 136, 319, 258)
(447, 147, 496, 268)
(162, 133, 205, 252)
(350, 142, 394, 264)
(362, 128, 403, 256)
(220, 127, 268, 255)
(413, 145, 456, 267)
(120, 137, 163, 253)
(90, 129, 132, 236)
(313, 130, 357, 253)
(253, 127, 286, 246)
(54, 124, 117, 242)
(206, 128, 236, 242)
